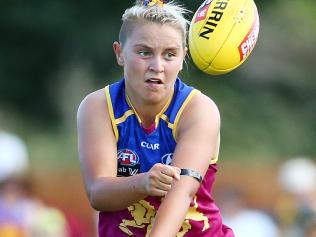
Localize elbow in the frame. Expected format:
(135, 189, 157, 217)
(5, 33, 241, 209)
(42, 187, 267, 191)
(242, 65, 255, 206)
(87, 182, 122, 212)
(87, 183, 108, 211)
(87, 189, 102, 211)
(89, 198, 101, 211)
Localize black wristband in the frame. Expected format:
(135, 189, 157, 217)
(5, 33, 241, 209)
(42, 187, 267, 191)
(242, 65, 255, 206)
(180, 169, 203, 183)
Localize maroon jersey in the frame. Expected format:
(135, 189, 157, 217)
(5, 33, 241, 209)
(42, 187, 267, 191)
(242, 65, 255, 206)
(99, 79, 234, 236)
(99, 164, 234, 237)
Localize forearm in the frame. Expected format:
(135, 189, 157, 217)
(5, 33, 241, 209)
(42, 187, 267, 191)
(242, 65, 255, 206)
(89, 174, 147, 211)
(149, 177, 198, 237)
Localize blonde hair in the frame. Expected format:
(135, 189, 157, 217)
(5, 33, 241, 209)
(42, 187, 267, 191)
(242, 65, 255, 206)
(119, 1, 190, 48)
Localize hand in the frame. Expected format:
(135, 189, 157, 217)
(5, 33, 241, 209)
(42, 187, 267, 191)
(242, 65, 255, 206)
(143, 163, 180, 197)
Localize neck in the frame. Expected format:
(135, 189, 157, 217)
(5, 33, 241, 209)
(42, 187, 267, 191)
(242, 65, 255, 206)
(126, 92, 173, 128)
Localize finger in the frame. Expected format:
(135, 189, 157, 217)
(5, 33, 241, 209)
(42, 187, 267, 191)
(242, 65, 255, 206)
(156, 182, 172, 192)
(161, 165, 178, 177)
(162, 165, 180, 181)
(173, 166, 181, 174)
(152, 189, 167, 197)
(172, 166, 181, 181)
(158, 172, 174, 185)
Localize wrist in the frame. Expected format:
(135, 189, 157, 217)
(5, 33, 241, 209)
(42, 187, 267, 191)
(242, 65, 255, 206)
(136, 172, 149, 196)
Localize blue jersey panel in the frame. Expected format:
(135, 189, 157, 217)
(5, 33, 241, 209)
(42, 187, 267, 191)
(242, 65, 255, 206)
(108, 78, 195, 176)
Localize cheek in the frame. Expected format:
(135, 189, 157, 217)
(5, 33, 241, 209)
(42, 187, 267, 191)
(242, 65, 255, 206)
(167, 60, 183, 74)
(126, 56, 146, 73)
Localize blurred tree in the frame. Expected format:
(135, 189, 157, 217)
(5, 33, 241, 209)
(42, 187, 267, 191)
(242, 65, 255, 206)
(0, 1, 124, 124)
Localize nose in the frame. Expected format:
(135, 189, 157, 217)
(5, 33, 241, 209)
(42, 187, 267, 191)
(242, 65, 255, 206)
(149, 56, 164, 73)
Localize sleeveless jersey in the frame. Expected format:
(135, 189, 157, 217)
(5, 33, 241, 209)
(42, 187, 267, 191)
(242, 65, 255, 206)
(99, 78, 235, 237)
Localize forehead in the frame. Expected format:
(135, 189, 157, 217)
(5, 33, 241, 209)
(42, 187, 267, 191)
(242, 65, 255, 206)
(125, 22, 183, 49)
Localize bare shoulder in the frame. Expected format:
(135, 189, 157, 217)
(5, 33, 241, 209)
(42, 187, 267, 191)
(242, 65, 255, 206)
(178, 92, 220, 134)
(77, 88, 108, 121)
(76, 87, 114, 140)
(189, 92, 220, 117)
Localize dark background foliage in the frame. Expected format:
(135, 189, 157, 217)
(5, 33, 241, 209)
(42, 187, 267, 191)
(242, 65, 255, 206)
(0, 0, 315, 162)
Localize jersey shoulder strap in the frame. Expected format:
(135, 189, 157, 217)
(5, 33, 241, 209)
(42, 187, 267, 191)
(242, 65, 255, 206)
(163, 78, 200, 140)
(105, 79, 134, 141)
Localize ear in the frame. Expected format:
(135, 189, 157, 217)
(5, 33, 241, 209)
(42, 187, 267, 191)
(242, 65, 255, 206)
(180, 47, 188, 71)
(113, 41, 124, 66)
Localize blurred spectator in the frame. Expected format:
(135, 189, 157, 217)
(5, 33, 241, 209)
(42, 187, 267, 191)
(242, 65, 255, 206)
(218, 187, 280, 237)
(276, 157, 316, 237)
(0, 132, 28, 182)
(0, 131, 69, 237)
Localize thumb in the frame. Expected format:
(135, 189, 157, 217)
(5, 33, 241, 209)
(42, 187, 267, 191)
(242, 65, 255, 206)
(171, 166, 181, 181)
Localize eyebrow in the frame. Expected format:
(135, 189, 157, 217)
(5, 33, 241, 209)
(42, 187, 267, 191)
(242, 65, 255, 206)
(133, 44, 181, 50)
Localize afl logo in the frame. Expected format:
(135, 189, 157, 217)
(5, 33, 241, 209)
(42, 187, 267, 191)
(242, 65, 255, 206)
(195, 0, 213, 23)
(118, 149, 139, 166)
(161, 153, 173, 165)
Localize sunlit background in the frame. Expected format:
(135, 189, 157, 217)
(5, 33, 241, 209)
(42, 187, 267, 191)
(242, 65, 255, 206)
(1, 0, 316, 236)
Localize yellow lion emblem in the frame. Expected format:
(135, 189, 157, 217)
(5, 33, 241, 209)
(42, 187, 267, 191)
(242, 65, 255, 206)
(119, 200, 155, 236)
(119, 196, 210, 236)
(178, 196, 210, 237)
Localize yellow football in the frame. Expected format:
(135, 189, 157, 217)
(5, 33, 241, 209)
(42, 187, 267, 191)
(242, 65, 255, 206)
(189, 0, 260, 75)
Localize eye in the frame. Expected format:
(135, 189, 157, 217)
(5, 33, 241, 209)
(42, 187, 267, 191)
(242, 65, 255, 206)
(164, 51, 177, 60)
(138, 50, 152, 57)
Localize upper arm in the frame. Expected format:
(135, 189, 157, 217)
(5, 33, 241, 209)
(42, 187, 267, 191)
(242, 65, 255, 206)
(172, 93, 220, 184)
(149, 94, 221, 236)
(76, 89, 117, 194)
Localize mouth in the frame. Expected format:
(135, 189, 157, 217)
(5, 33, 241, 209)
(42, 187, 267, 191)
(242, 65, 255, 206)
(145, 78, 163, 84)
